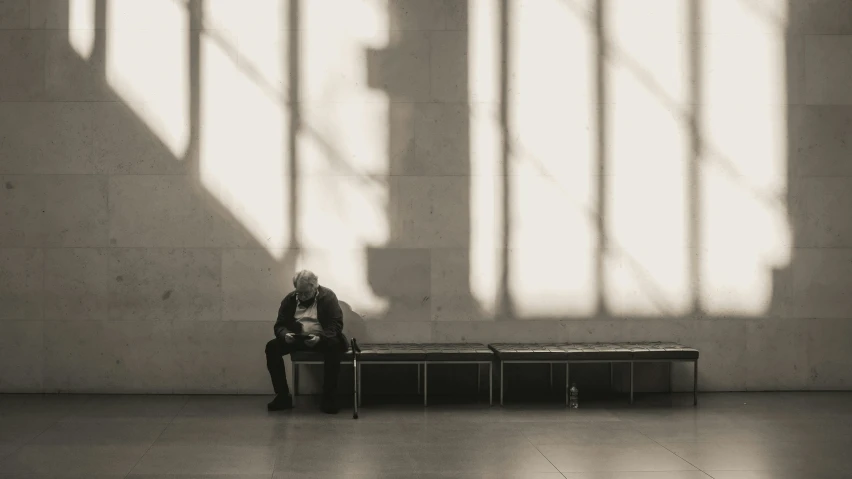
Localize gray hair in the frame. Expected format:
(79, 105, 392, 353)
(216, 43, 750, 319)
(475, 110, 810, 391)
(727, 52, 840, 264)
(292, 269, 319, 288)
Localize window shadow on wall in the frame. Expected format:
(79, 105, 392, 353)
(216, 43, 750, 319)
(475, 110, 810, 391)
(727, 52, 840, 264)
(364, 1, 475, 332)
(1, 0, 812, 394)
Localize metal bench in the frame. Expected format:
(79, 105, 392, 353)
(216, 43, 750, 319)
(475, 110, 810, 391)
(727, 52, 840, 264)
(290, 341, 493, 414)
(489, 342, 699, 407)
(355, 342, 494, 407)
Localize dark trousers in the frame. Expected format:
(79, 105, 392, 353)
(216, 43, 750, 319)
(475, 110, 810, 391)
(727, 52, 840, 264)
(265, 336, 344, 397)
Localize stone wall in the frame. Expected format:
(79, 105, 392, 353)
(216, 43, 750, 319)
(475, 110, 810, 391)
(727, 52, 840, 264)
(1, 0, 851, 393)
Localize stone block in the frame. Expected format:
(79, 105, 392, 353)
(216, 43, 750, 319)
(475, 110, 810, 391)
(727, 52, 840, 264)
(108, 248, 221, 322)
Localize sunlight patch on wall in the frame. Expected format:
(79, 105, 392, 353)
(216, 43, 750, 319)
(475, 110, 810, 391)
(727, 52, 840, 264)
(702, 0, 789, 34)
(297, 249, 390, 319)
(509, 104, 598, 318)
(508, 0, 598, 318)
(199, 0, 390, 302)
(468, 0, 598, 318)
(604, 2, 691, 316)
(604, 169, 691, 316)
(468, 106, 501, 317)
(298, 103, 391, 252)
(698, 1, 791, 315)
(700, 106, 791, 315)
(68, 0, 95, 59)
(298, 0, 391, 315)
(466, 0, 498, 103)
(607, 2, 689, 107)
(511, 0, 594, 106)
(701, 32, 791, 107)
(198, 28, 289, 256)
(106, 0, 189, 158)
(203, 0, 289, 100)
(302, 0, 389, 103)
(297, 174, 390, 248)
(509, 167, 598, 318)
(469, 0, 791, 318)
(299, 103, 391, 178)
(607, 0, 687, 38)
(468, 0, 501, 316)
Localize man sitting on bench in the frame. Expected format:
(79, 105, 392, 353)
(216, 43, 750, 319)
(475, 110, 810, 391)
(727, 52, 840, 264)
(265, 270, 348, 414)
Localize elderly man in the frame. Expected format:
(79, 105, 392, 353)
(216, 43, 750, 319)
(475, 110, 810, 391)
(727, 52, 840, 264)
(265, 270, 348, 414)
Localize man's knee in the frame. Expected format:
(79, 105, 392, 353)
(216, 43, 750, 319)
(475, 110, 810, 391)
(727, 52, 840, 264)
(323, 346, 343, 362)
(322, 335, 344, 351)
(265, 339, 276, 356)
(265, 338, 284, 357)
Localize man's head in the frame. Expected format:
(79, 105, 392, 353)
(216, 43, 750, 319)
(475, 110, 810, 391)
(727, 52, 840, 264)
(293, 269, 319, 301)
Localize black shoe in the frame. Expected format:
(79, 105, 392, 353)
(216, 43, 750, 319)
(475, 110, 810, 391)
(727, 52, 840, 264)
(267, 394, 293, 411)
(320, 397, 339, 414)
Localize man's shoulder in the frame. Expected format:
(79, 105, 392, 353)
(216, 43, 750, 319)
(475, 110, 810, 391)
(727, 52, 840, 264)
(281, 291, 296, 303)
(319, 286, 342, 302)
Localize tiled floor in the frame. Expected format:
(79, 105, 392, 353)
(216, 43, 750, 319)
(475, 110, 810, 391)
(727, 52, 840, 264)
(1, 392, 851, 478)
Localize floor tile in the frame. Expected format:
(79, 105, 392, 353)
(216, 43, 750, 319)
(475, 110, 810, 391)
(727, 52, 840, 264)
(63, 395, 188, 419)
(521, 422, 656, 446)
(127, 475, 272, 479)
(664, 442, 849, 472)
(129, 444, 277, 475)
(275, 442, 417, 474)
(0, 417, 60, 444)
(155, 417, 286, 447)
(537, 444, 698, 473)
(409, 443, 560, 473)
(2, 392, 852, 478)
(0, 474, 125, 479)
(29, 418, 168, 446)
(0, 475, 124, 479)
(0, 444, 151, 475)
(560, 474, 712, 479)
(705, 471, 852, 479)
(273, 474, 566, 479)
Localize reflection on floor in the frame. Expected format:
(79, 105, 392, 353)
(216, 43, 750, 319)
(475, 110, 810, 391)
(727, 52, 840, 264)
(0, 392, 851, 478)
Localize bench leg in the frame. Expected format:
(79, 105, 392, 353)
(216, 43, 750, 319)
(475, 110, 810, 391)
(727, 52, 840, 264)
(629, 362, 634, 405)
(477, 363, 481, 394)
(357, 363, 362, 407)
(293, 363, 299, 397)
(500, 361, 504, 406)
(549, 363, 553, 390)
(610, 362, 614, 391)
(489, 362, 493, 406)
(417, 364, 421, 394)
(565, 362, 570, 407)
(693, 359, 698, 407)
(669, 361, 673, 394)
(423, 363, 428, 407)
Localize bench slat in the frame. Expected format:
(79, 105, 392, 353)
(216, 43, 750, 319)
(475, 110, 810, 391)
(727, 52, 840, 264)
(489, 342, 698, 361)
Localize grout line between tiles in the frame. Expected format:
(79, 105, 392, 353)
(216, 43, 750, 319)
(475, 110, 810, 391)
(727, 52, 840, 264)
(0, 404, 65, 462)
(630, 420, 712, 476)
(518, 420, 568, 476)
(121, 394, 190, 478)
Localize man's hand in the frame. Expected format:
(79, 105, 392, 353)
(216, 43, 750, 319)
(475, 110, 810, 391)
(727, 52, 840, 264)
(284, 333, 295, 344)
(305, 334, 320, 347)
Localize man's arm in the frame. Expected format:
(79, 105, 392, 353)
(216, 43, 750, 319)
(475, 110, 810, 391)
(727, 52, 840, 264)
(319, 290, 344, 339)
(273, 298, 293, 339)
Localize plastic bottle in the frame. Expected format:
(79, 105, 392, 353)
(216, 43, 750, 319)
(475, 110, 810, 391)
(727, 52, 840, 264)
(569, 383, 579, 409)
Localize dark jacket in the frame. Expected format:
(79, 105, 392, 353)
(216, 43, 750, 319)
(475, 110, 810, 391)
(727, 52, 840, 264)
(273, 285, 348, 350)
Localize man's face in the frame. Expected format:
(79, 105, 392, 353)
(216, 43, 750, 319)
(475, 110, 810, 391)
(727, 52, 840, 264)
(295, 281, 317, 301)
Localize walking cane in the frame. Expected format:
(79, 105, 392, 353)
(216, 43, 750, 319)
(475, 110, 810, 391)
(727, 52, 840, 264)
(351, 338, 361, 419)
